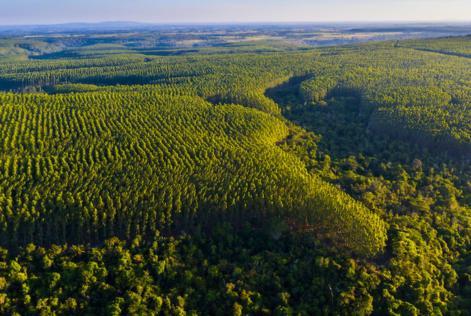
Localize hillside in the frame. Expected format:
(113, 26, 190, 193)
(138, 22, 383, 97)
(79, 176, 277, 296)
(0, 40, 61, 57)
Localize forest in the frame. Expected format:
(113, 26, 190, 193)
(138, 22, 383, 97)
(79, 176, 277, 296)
(2, 22, 471, 55)
(1, 31, 471, 315)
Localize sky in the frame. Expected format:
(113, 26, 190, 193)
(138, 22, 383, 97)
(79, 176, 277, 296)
(1, 0, 471, 25)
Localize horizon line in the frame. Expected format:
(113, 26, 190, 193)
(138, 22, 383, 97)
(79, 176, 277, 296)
(2, 20, 471, 27)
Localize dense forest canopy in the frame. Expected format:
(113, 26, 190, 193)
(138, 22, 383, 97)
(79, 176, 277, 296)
(2, 32, 471, 315)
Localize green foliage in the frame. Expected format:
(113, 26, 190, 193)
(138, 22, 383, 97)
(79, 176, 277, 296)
(269, 78, 471, 316)
(0, 228, 397, 316)
(3, 34, 471, 315)
(398, 35, 471, 58)
(0, 90, 385, 257)
(0, 40, 61, 57)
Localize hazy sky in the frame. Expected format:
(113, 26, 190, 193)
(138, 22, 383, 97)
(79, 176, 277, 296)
(2, 0, 471, 25)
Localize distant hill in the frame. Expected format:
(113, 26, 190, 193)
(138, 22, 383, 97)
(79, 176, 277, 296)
(0, 21, 155, 33)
